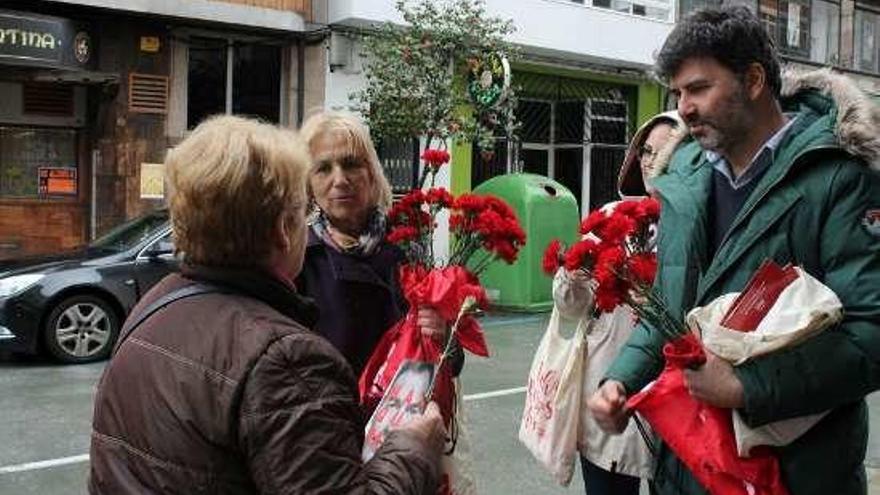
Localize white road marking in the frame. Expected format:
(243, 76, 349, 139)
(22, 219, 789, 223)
(0, 386, 528, 474)
(463, 386, 526, 401)
(0, 454, 90, 474)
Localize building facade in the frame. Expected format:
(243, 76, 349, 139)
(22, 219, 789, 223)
(321, 0, 674, 213)
(681, 0, 880, 93)
(0, 0, 316, 259)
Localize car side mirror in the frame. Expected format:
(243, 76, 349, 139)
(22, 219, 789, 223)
(146, 240, 174, 259)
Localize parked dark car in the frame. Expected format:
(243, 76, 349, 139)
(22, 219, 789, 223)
(0, 209, 176, 363)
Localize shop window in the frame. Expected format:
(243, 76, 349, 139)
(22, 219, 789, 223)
(555, 101, 585, 145)
(855, 6, 880, 73)
(187, 37, 282, 129)
(233, 44, 282, 123)
(188, 37, 227, 128)
(0, 127, 77, 198)
(471, 139, 509, 188)
(519, 101, 551, 144)
(483, 73, 633, 211)
(23, 83, 74, 117)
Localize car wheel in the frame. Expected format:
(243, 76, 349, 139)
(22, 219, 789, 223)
(43, 295, 120, 364)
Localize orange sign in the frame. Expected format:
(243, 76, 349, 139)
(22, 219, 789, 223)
(139, 36, 160, 53)
(38, 167, 77, 196)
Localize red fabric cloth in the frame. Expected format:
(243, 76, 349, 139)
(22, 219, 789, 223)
(359, 266, 489, 424)
(626, 334, 789, 495)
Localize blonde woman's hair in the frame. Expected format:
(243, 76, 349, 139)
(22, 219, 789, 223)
(165, 115, 310, 267)
(298, 111, 393, 212)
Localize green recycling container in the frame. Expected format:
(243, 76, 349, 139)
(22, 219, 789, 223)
(472, 173, 579, 312)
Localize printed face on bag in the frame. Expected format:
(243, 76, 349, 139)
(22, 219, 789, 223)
(362, 361, 434, 461)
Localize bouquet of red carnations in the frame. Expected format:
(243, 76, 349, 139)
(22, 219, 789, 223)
(542, 197, 789, 495)
(542, 197, 672, 325)
(359, 159, 526, 427)
(358, 159, 525, 495)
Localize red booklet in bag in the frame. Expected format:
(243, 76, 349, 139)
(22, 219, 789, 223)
(720, 260, 799, 332)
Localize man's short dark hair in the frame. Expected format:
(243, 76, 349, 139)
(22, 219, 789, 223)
(655, 6, 782, 98)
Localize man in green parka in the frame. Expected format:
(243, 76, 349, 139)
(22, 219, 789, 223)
(588, 6, 880, 494)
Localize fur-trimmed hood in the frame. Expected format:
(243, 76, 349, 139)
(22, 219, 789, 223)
(617, 110, 689, 197)
(618, 69, 879, 197)
(780, 68, 880, 171)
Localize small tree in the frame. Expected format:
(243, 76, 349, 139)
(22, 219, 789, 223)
(353, 0, 519, 186)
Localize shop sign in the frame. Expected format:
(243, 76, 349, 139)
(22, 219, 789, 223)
(140, 36, 161, 53)
(140, 162, 165, 199)
(466, 52, 511, 109)
(0, 10, 93, 69)
(38, 167, 77, 196)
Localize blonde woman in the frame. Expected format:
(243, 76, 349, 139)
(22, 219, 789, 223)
(90, 115, 443, 494)
(296, 111, 460, 379)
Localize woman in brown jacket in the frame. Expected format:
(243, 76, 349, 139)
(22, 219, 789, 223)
(89, 115, 444, 494)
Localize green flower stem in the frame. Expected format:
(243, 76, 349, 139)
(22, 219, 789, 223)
(425, 295, 478, 402)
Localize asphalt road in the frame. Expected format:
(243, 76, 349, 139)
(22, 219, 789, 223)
(1, 312, 879, 494)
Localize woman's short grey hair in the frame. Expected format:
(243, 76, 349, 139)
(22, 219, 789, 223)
(298, 111, 393, 212)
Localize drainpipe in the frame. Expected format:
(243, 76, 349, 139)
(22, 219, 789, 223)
(297, 37, 305, 127)
(90, 148, 100, 240)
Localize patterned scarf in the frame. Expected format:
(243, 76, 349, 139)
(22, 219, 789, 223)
(309, 207, 387, 257)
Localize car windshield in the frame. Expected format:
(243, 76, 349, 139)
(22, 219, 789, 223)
(90, 211, 169, 253)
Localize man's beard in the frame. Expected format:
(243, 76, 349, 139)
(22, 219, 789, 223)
(692, 125, 725, 152)
(688, 90, 751, 154)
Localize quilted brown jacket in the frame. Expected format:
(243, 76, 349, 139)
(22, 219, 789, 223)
(89, 265, 439, 494)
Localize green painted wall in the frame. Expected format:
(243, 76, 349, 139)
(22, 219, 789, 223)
(451, 139, 472, 195)
(637, 82, 666, 127)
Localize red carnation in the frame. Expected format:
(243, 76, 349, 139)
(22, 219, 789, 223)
(580, 209, 607, 236)
(594, 283, 625, 313)
(493, 240, 519, 264)
(563, 238, 601, 272)
(615, 200, 641, 217)
(387, 226, 419, 244)
(421, 148, 450, 168)
(425, 187, 454, 208)
(484, 195, 517, 218)
(597, 213, 636, 245)
(634, 197, 661, 225)
(542, 239, 563, 275)
(454, 193, 486, 212)
(628, 252, 658, 286)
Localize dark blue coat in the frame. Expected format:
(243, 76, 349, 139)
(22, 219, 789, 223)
(296, 228, 408, 377)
